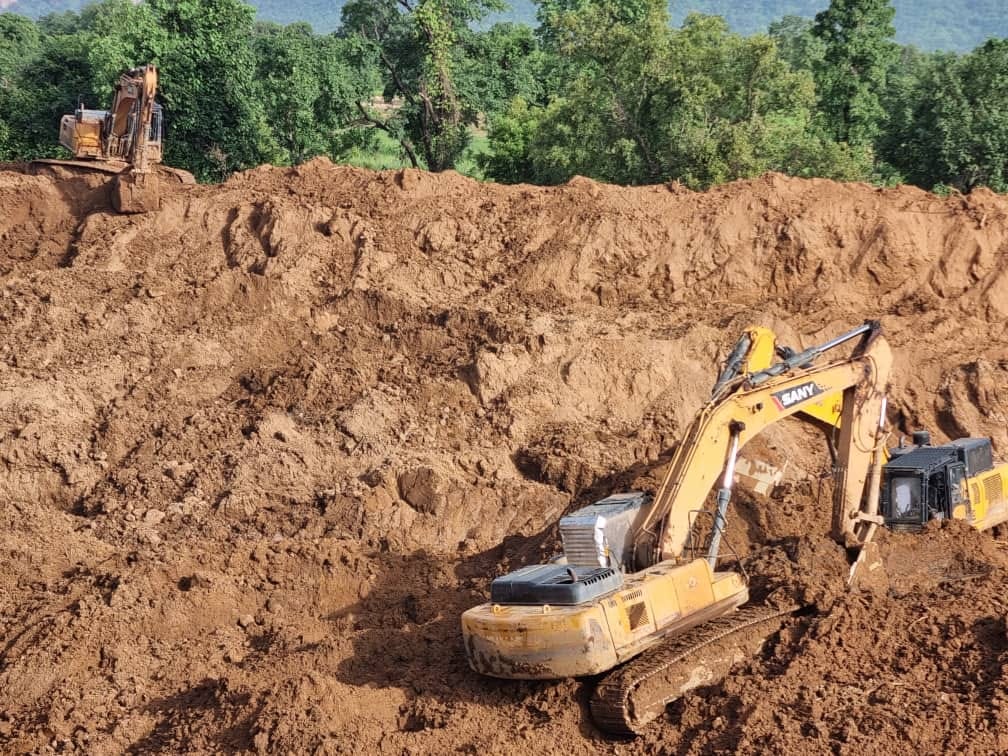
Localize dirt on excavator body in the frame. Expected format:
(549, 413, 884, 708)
(1, 159, 1007, 754)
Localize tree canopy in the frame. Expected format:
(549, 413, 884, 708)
(483, 2, 873, 188)
(0, 0, 1005, 194)
(812, 0, 898, 147)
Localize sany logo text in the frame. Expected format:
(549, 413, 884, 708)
(771, 381, 823, 410)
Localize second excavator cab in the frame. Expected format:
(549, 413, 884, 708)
(881, 436, 1006, 531)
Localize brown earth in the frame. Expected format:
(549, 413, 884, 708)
(1, 159, 1007, 754)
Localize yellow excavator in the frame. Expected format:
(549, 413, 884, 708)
(33, 64, 194, 212)
(462, 321, 1008, 735)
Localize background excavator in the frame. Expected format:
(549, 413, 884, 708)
(462, 321, 1008, 736)
(33, 64, 194, 213)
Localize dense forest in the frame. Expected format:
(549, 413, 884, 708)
(1, 0, 1006, 193)
(5, 0, 1007, 50)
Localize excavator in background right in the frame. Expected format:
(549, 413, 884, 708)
(882, 433, 1006, 531)
(723, 324, 1008, 536)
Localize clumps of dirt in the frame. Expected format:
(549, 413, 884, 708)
(646, 521, 1008, 755)
(874, 519, 1008, 596)
(742, 535, 851, 609)
(1, 158, 1007, 754)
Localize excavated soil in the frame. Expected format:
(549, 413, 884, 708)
(1, 159, 1007, 754)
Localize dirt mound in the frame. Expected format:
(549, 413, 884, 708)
(1, 158, 1007, 753)
(644, 521, 1008, 755)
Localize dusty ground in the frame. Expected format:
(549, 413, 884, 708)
(1, 160, 1007, 754)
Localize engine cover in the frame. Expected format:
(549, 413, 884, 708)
(489, 564, 623, 605)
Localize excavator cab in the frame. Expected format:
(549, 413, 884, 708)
(881, 435, 1002, 531)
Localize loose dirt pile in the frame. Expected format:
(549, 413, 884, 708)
(1, 159, 1006, 754)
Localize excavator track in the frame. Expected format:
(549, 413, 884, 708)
(31, 158, 126, 175)
(590, 604, 799, 737)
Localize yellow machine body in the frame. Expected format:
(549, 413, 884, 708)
(58, 114, 104, 158)
(462, 559, 747, 679)
(883, 436, 1007, 533)
(36, 65, 194, 213)
(957, 462, 1008, 530)
(463, 322, 893, 686)
(462, 322, 1006, 734)
(56, 66, 164, 168)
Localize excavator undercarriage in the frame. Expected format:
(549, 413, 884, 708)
(590, 603, 798, 735)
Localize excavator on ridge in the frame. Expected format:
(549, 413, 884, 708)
(462, 321, 1008, 735)
(32, 64, 194, 213)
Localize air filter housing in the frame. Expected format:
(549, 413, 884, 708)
(559, 492, 653, 571)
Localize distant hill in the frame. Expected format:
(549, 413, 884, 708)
(668, 1, 1008, 53)
(4, 0, 1006, 52)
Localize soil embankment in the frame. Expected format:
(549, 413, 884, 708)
(1, 160, 1007, 753)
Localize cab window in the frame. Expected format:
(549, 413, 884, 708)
(892, 477, 922, 519)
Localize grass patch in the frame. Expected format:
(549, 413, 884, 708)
(455, 128, 491, 181)
(342, 130, 411, 171)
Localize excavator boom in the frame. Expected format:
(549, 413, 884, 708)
(633, 322, 891, 568)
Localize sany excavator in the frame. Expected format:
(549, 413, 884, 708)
(33, 64, 194, 212)
(462, 321, 1008, 735)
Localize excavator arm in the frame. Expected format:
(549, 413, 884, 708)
(107, 65, 163, 213)
(105, 65, 159, 172)
(633, 322, 892, 568)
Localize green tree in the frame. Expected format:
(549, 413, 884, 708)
(0, 0, 287, 180)
(485, 4, 870, 187)
(955, 40, 1008, 191)
(873, 44, 940, 182)
(535, 0, 653, 47)
(0, 14, 41, 87)
(478, 95, 545, 182)
(341, 0, 503, 171)
(78, 0, 166, 92)
(0, 30, 93, 160)
(0, 13, 41, 159)
(812, 0, 898, 146)
(146, 0, 281, 181)
(767, 15, 825, 72)
(0, 1, 163, 161)
(253, 22, 377, 165)
(892, 41, 1008, 192)
(460, 22, 545, 115)
(532, 0, 651, 95)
